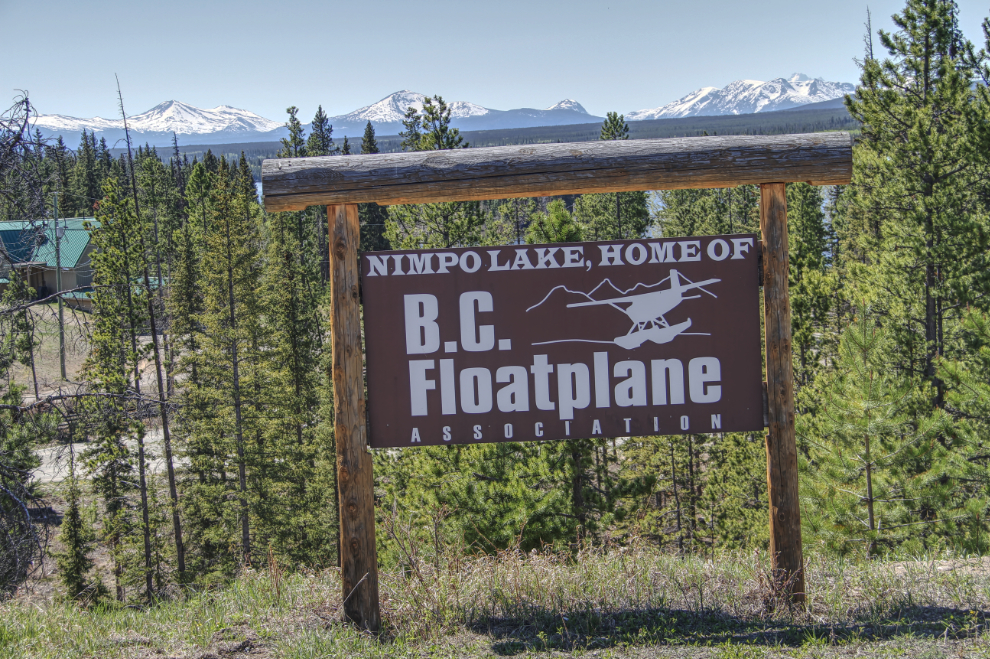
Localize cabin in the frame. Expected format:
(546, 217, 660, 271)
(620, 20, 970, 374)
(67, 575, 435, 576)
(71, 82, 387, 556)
(0, 218, 99, 310)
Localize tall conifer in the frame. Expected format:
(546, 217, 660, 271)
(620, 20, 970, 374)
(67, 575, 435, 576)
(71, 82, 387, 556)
(278, 107, 307, 158)
(571, 112, 646, 240)
(55, 445, 99, 601)
(847, 0, 990, 409)
(800, 309, 948, 555)
(387, 98, 483, 248)
(181, 159, 262, 572)
(358, 122, 390, 252)
(83, 180, 150, 599)
(306, 105, 336, 156)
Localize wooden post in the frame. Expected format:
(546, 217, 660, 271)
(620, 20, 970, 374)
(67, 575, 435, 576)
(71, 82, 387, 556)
(328, 203, 381, 631)
(759, 182, 805, 604)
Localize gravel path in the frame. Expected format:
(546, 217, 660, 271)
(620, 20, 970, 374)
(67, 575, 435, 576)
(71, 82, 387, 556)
(32, 427, 187, 483)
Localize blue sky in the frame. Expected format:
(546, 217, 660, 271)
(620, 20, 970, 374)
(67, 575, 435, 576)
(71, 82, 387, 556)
(3, 0, 988, 121)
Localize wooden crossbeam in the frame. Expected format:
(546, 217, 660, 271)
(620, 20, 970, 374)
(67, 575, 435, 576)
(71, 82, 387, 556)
(262, 132, 852, 211)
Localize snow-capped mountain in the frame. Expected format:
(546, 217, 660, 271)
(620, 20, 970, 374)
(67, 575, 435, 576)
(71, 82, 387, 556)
(627, 74, 854, 120)
(33, 114, 120, 133)
(33, 93, 598, 146)
(545, 99, 588, 113)
(326, 91, 595, 134)
(332, 90, 490, 125)
(33, 100, 281, 137)
(31, 75, 854, 149)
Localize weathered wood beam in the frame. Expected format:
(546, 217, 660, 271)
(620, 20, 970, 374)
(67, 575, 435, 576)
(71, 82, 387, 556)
(262, 132, 852, 211)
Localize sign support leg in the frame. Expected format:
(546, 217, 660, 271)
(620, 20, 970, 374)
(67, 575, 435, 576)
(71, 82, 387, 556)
(328, 203, 381, 631)
(759, 183, 805, 604)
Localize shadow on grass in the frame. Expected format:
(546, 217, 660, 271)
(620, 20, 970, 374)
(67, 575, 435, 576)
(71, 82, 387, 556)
(471, 605, 989, 655)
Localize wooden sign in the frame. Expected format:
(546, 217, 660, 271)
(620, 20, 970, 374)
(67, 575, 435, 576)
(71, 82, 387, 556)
(264, 133, 854, 628)
(362, 234, 763, 448)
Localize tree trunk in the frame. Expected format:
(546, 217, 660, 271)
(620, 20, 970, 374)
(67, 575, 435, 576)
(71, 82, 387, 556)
(26, 312, 38, 399)
(225, 212, 251, 565)
(135, 429, 154, 601)
(118, 226, 154, 601)
(117, 85, 185, 579)
(687, 434, 697, 545)
(670, 438, 683, 552)
(569, 441, 585, 537)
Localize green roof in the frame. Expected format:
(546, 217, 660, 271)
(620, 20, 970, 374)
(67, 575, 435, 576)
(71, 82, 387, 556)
(0, 218, 99, 269)
(62, 289, 93, 299)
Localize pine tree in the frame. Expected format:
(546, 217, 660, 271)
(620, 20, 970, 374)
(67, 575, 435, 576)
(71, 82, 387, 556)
(525, 199, 582, 244)
(180, 158, 262, 575)
(847, 0, 990, 410)
(202, 149, 220, 174)
(800, 308, 948, 556)
(185, 162, 211, 233)
(83, 179, 154, 600)
(787, 183, 835, 386)
(117, 92, 186, 590)
(253, 204, 332, 565)
(306, 105, 336, 156)
(936, 310, 990, 552)
(3, 272, 39, 398)
(599, 111, 629, 141)
(570, 112, 646, 241)
(386, 201, 484, 249)
(278, 107, 307, 158)
(360, 121, 378, 155)
(376, 440, 576, 555)
(0, 341, 50, 593)
(387, 97, 483, 248)
(624, 433, 709, 552)
(495, 197, 537, 245)
(96, 136, 112, 184)
(419, 96, 467, 150)
(573, 191, 648, 241)
(169, 196, 203, 387)
(399, 106, 423, 152)
(134, 140, 187, 579)
(341, 136, 351, 155)
(55, 446, 99, 602)
(358, 122, 390, 252)
(703, 432, 769, 550)
(655, 186, 760, 238)
(71, 130, 99, 216)
(45, 137, 74, 215)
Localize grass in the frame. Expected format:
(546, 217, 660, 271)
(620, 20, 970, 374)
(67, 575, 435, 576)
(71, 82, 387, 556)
(8, 303, 92, 395)
(3, 543, 990, 658)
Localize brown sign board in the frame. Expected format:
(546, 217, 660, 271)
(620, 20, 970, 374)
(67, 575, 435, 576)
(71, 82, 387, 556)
(362, 235, 763, 448)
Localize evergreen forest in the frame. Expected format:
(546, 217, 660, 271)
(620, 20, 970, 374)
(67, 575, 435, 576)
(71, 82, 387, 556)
(3, 0, 990, 614)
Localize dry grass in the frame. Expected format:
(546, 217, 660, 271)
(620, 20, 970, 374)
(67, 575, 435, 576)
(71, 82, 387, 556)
(7, 304, 92, 395)
(3, 542, 990, 658)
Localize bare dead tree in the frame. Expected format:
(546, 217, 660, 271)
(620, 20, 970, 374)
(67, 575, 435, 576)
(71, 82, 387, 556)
(116, 77, 185, 583)
(0, 92, 59, 596)
(0, 94, 49, 222)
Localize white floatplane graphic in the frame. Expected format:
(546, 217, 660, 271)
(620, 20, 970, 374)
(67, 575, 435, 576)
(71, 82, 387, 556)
(527, 270, 720, 349)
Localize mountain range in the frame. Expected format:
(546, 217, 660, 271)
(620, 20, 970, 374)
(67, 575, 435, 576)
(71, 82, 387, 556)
(627, 74, 855, 120)
(31, 73, 854, 147)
